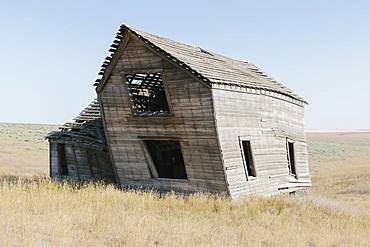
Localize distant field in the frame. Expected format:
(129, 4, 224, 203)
(307, 131, 370, 214)
(0, 123, 57, 175)
(0, 123, 369, 246)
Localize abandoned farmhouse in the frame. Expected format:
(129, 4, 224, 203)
(47, 24, 311, 198)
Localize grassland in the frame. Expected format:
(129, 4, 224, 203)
(307, 132, 370, 214)
(0, 123, 369, 246)
(0, 123, 57, 175)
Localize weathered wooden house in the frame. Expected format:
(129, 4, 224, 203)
(48, 25, 311, 198)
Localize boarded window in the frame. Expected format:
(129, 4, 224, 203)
(125, 72, 170, 116)
(144, 140, 187, 179)
(241, 141, 256, 178)
(287, 141, 297, 177)
(58, 144, 68, 176)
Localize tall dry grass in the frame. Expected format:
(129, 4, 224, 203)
(0, 176, 369, 247)
(1, 125, 370, 246)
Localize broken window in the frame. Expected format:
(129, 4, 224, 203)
(241, 140, 256, 178)
(287, 140, 297, 177)
(125, 72, 170, 116)
(58, 144, 68, 176)
(144, 140, 187, 179)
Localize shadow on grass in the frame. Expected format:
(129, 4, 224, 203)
(0, 174, 122, 191)
(0, 173, 226, 199)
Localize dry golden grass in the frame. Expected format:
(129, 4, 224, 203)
(0, 124, 370, 246)
(0, 176, 369, 246)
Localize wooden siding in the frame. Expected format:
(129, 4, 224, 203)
(212, 85, 310, 198)
(49, 140, 115, 183)
(99, 35, 228, 194)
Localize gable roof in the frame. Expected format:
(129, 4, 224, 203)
(95, 24, 305, 103)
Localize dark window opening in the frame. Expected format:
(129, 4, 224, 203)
(58, 144, 68, 176)
(287, 141, 297, 177)
(241, 140, 256, 178)
(144, 140, 187, 179)
(125, 72, 170, 116)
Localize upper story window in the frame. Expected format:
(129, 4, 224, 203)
(125, 72, 171, 116)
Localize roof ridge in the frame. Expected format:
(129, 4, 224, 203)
(130, 26, 257, 66)
(94, 24, 306, 103)
(129, 26, 200, 50)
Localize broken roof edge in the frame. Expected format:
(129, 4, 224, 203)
(46, 98, 103, 139)
(94, 24, 307, 104)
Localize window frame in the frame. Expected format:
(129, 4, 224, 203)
(122, 69, 174, 117)
(139, 136, 188, 181)
(238, 137, 257, 180)
(286, 138, 298, 178)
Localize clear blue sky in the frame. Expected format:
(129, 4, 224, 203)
(1, 1, 369, 129)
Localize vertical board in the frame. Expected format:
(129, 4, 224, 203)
(49, 142, 59, 177)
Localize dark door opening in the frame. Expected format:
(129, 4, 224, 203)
(144, 140, 187, 179)
(58, 143, 68, 176)
(241, 140, 256, 178)
(287, 141, 297, 177)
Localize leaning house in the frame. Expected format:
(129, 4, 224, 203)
(47, 25, 311, 198)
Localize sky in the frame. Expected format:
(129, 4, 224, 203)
(0, 1, 369, 129)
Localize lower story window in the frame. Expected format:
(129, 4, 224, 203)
(240, 140, 256, 178)
(144, 140, 188, 179)
(287, 140, 297, 177)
